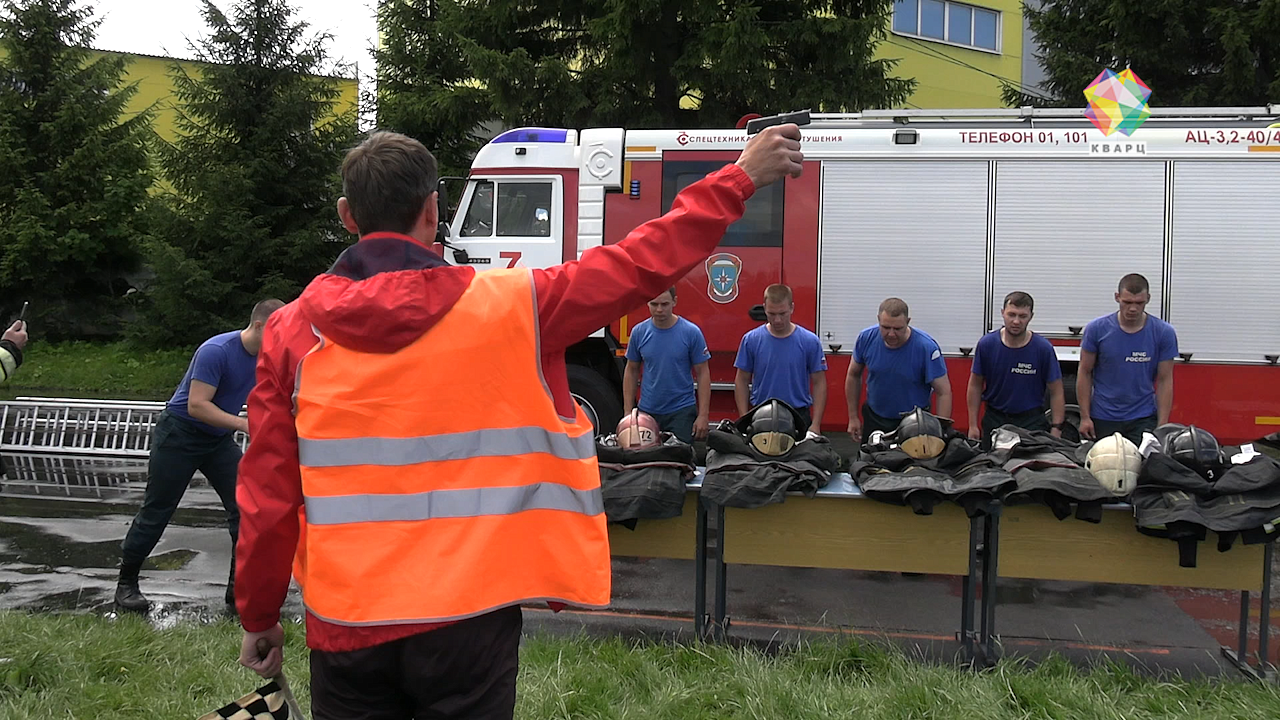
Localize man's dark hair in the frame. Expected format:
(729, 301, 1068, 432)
(878, 297, 908, 318)
(341, 131, 439, 234)
(250, 299, 285, 325)
(1118, 273, 1149, 295)
(1003, 291, 1034, 313)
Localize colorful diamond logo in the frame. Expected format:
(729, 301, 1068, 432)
(1083, 68, 1152, 137)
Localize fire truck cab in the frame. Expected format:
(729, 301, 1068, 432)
(444, 106, 1280, 443)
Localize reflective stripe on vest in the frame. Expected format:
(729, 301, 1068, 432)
(304, 482, 605, 525)
(291, 268, 611, 626)
(297, 425, 596, 467)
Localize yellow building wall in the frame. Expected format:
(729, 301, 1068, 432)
(0, 45, 358, 142)
(875, 0, 1024, 109)
(104, 50, 358, 143)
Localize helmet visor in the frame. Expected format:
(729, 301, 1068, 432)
(751, 431, 796, 456)
(901, 434, 945, 460)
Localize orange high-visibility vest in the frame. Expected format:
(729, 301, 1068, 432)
(292, 269, 611, 626)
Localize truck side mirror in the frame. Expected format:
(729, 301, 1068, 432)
(434, 216, 470, 265)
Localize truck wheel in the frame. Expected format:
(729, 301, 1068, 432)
(1062, 374, 1078, 406)
(567, 364, 622, 436)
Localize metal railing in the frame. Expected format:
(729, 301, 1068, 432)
(0, 399, 248, 458)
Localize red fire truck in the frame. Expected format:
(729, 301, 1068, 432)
(441, 106, 1280, 443)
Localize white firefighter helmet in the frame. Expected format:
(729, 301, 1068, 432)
(1084, 432, 1142, 496)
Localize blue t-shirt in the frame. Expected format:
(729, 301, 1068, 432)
(167, 330, 258, 435)
(854, 325, 948, 418)
(625, 317, 711, 415)
(733, 324, 827, 409)
(972, 331, 1063, 414)
(1082, 313, 1178, 421)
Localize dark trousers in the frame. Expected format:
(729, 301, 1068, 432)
(980, 405, 1050, 450)
(310, 606, 523, 720)
(120, 411, 242, 568)
(795, 405, 812, 433)
(861, 404, 900, 435)
(651, 404, 699, 443)
(1094, 414, 1157, 446)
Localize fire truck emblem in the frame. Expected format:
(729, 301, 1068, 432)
(705, 253, 742, 304)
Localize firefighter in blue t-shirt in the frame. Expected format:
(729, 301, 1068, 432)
(844, 297, 952, 442)
(966, 291, 1065, 447)
(733, 284, 828, 432)
(115, 299, 285, 614)
(1078, 273, 1178, 445)
(623, 287, 712, 442)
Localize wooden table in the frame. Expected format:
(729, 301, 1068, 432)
(989, 502, 1273, 679)
(699, 473, 995, 659)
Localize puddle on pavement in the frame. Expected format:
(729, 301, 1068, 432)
(994, 578, 1150, 607)
(0, 520, 197, 572)
(26, 587, 111, 611)
(1, 453, 148, 501)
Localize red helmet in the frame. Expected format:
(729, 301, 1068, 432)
(615, 409, 661, 449)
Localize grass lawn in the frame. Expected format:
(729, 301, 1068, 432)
(0, 341, 193, 401)
(1, 611, 1277, 719)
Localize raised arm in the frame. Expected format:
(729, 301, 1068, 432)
(533, 126, 804, 352)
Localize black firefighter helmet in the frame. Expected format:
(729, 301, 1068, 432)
(735, 399, 808, 456)
(1161, 424, 1224, 480)
(895, 407, 947, 460)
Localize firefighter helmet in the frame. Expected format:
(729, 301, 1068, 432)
(1153, 422, 1187, 448)
(1162, 424, 1224, 480)
(1084, 432, 1142, 496)
(737, 399, 805, 456)
(615, 409, 661, 450)
(896, 407, 947, 460)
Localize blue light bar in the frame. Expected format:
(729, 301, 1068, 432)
(491, 127, 569, 144)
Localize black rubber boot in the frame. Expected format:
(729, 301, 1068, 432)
(224, 558, 237, 613)
(114, 562, 150, 613)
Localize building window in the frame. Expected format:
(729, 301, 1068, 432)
(892, 0, 1000, 53)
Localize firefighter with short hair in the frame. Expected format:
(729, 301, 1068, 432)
(1077, 273, 1178, 445)
(845, 297, 952, 442)
(235, 125, 806, 720)
(966, 291, 1065, 447)
(732, 283, 828, 432)
(622, 286, 712, 443)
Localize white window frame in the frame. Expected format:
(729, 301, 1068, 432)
(452, 176, 562, 246)
(892, 0, 1002, 55)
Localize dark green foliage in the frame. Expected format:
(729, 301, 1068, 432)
(135, 0, 355, 346)
(375, 0, 916, 176)
(0, 0, 154, 339)
(1006, 0, 1280, 107)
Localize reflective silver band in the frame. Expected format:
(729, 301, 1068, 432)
(304, 482, 604, 525)
(298, 426, 596, 468)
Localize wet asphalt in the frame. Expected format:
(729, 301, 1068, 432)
(1, 449, 1277, 681)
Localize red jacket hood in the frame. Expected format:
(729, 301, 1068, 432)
(297, 234, 476, 353)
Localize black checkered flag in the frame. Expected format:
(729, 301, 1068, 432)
(199, 680, 289, 719)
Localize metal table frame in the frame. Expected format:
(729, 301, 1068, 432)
(978, 507, 1274, 680)
(692, 479, 999, 664)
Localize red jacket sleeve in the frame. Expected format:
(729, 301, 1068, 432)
(533, 164, 756, 350)
(235, 315, 306, 632)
